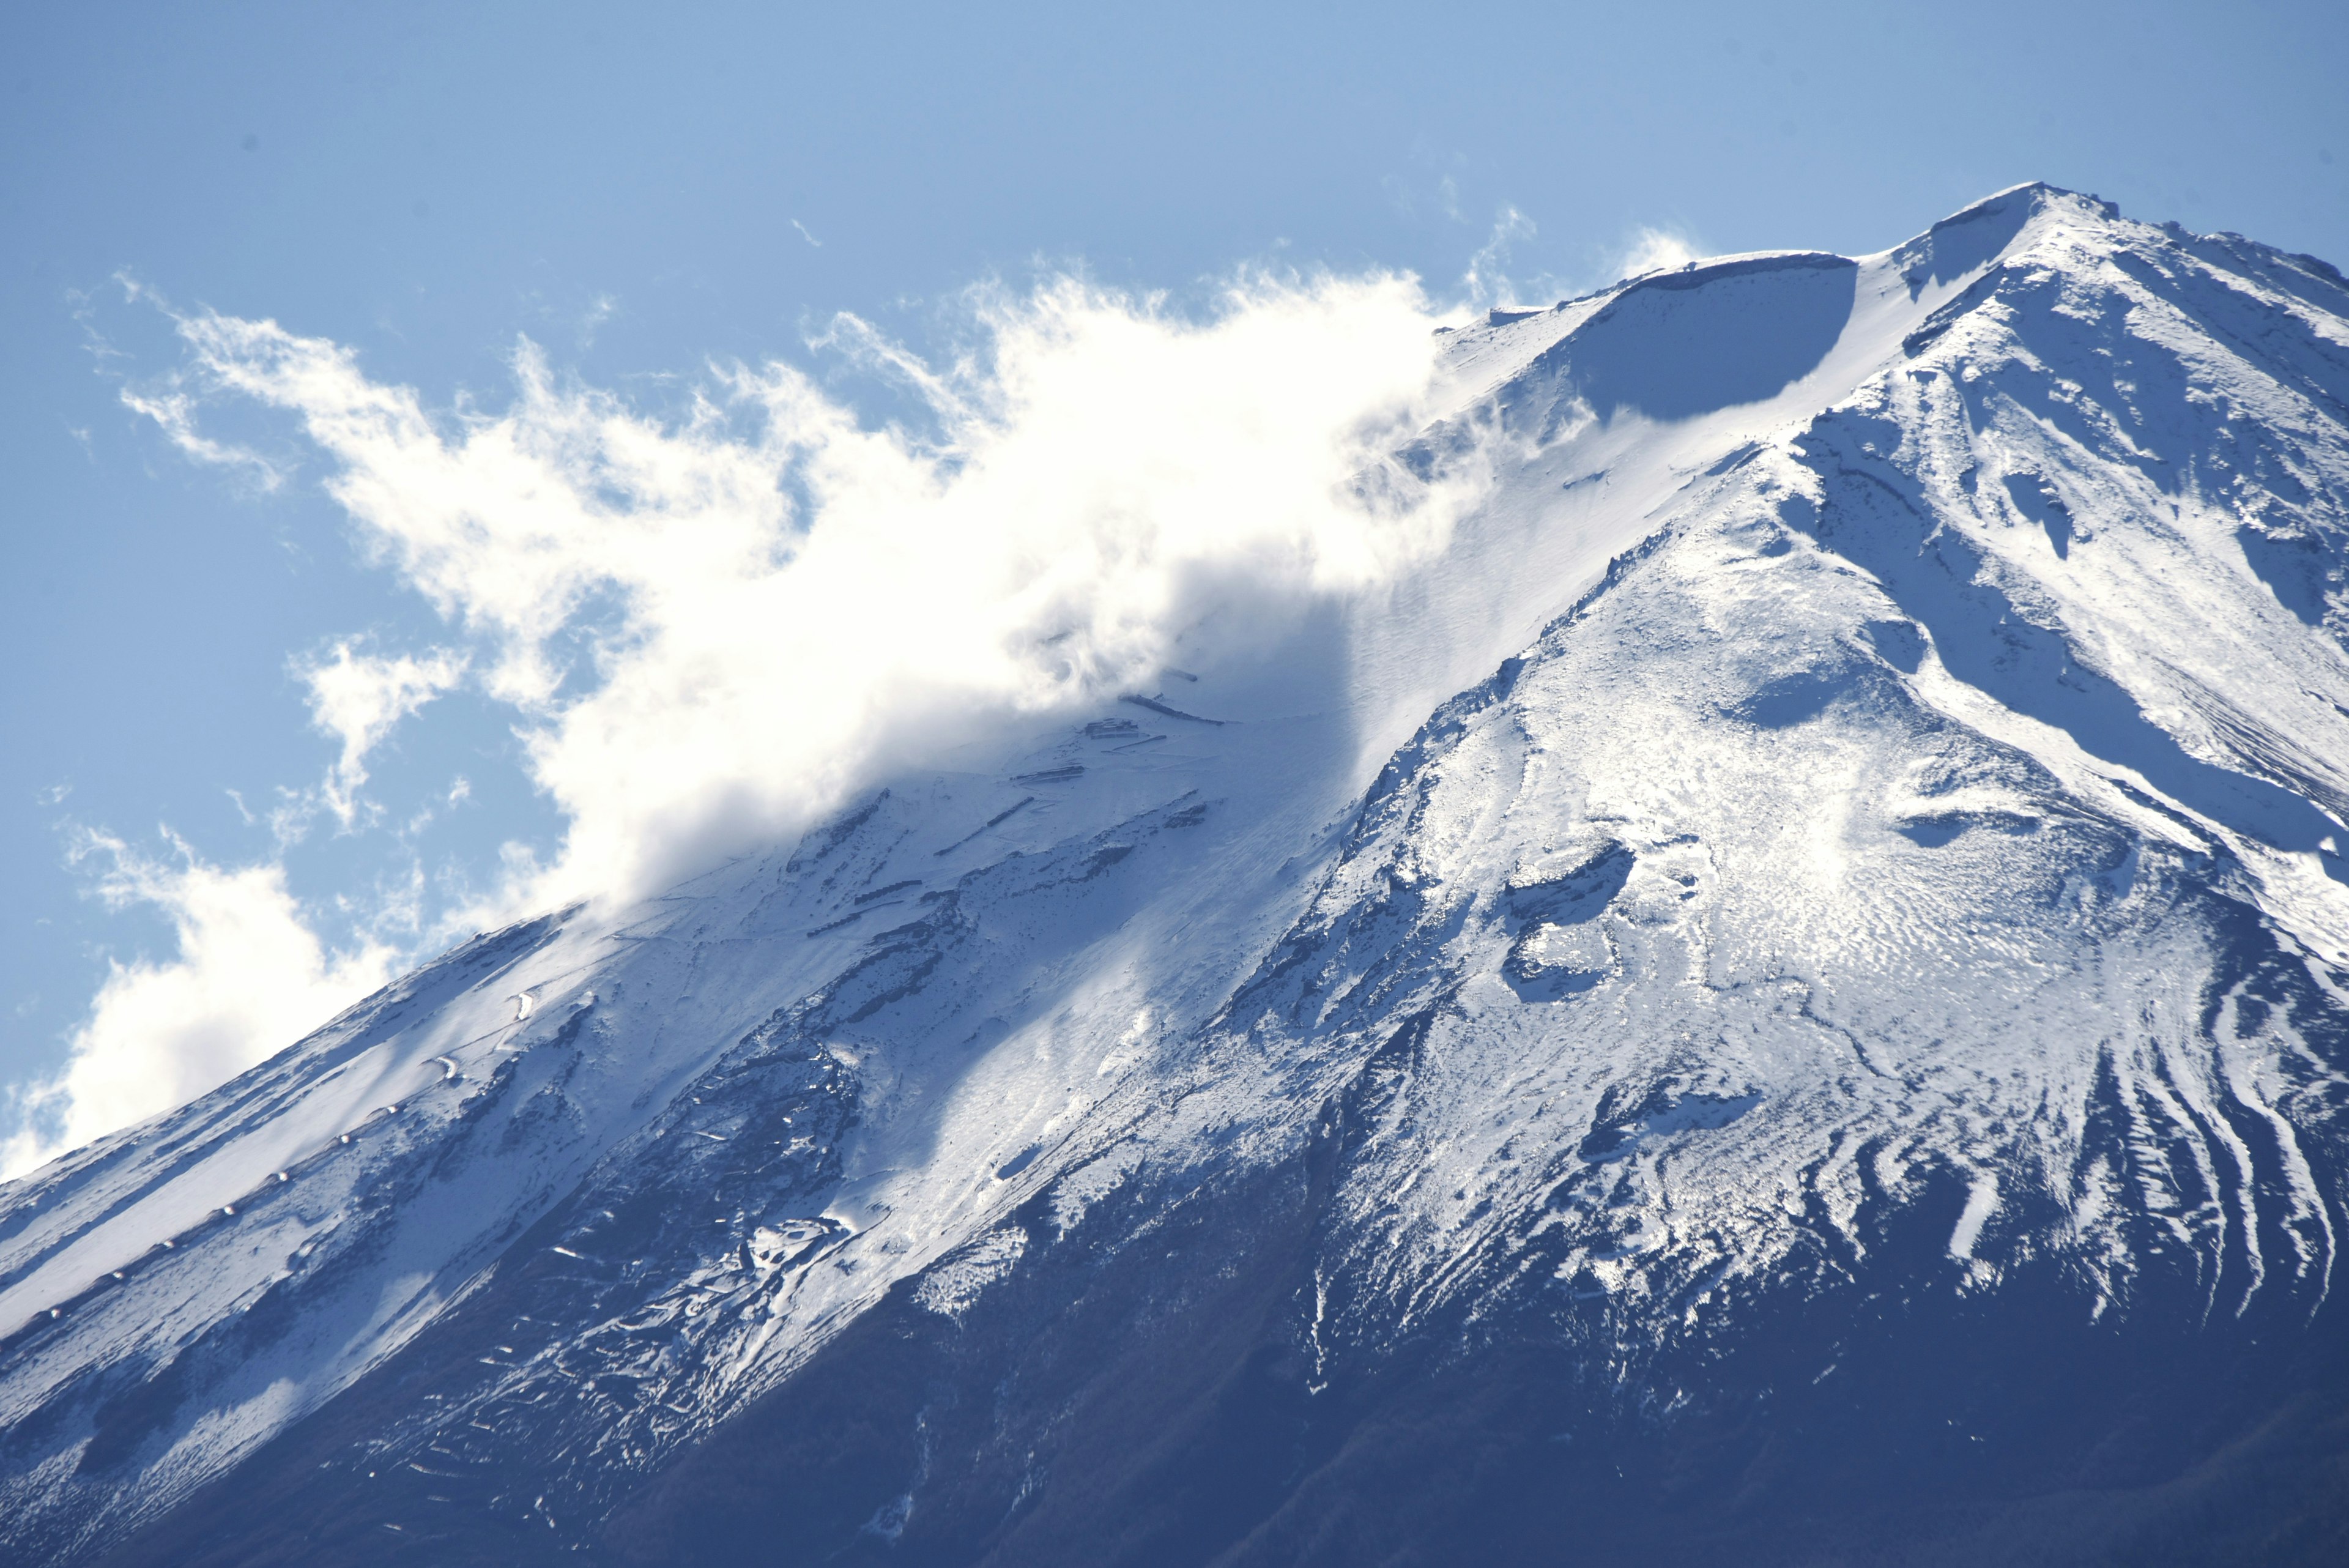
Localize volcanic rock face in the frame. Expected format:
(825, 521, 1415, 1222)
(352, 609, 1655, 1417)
(6, 184, 2349, 1565)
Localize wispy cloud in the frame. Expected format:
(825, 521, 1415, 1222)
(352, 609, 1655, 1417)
(118, 385, 287, 490)
(1462, 207, 1579, 311)
(296, 641, 469, 830)
(103, 276, 293, 491)
(1463, 206, 1535, 308)
(1608, 224, 1702, 281)
(578, 293, 618, 349)
(790, 218, 823, 248)
(125, 275, 1488, 910)
(18, 267, 1494, 1172)
(2, 830, 399, 1176)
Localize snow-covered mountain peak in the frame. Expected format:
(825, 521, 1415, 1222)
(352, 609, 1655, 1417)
(6, 184, 2349, 1564)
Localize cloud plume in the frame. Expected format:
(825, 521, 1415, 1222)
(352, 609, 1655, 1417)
(9, 269, 1488, 1173)
(1611, 224, 1701, 281)
(139, 272, 1482, 910)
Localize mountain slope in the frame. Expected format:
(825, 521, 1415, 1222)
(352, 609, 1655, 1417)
(7, 183, 2349, 1565)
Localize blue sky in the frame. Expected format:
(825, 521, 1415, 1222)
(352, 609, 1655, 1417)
(3, 0, 2345, 1159)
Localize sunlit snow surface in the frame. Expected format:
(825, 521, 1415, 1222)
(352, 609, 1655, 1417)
(6, 185, 2349, 1559)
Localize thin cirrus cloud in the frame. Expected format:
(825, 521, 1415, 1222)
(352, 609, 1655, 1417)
(6, 267, 1494, 1175)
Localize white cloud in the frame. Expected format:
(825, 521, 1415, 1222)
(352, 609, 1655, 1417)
(1610, 224, 1702, 281)
(11, 269, 1493, 1172)
(297, 641, 468, 828)
(2, 832, 399, 1177)
(117, 385, 286, 491)
(581, 294, 617, 344)
(1463, 207, 1540, 309)
(131, 272, 1488, 917)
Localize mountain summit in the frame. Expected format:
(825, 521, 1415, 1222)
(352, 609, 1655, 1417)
(7, 184, 2349, 1566)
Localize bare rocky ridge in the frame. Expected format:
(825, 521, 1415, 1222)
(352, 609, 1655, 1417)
(5, 184, 2349, 1564)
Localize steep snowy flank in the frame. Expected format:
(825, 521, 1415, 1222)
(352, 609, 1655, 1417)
(4, 184, 2349, 1566)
